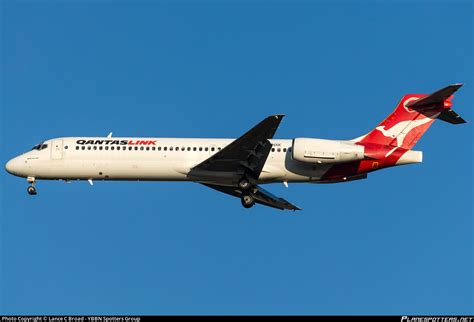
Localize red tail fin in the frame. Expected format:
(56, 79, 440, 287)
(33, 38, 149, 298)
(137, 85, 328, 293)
(356, 84, 465, 149)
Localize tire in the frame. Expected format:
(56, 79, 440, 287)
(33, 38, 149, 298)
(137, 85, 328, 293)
(241, 194, 255, 209)
(238, 178, 251, 191)
(27, 186, 37, 195)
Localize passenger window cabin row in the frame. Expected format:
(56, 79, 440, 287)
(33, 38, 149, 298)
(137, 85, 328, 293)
(73, 146, 221, 152)
(70, 145, 292, 153)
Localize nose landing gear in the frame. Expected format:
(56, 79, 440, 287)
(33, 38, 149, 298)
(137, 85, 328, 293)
(27, 176, 37, 195)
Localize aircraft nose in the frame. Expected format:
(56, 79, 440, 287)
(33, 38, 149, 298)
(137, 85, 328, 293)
(5, 157, 22, 176)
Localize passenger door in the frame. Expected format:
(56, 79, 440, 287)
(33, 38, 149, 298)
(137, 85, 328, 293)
(51, 139, 63, 160)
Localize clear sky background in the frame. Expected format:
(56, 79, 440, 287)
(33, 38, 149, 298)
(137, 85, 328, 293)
(1, 0, 472, 315)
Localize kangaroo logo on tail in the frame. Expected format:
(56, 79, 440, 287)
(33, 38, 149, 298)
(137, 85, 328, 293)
(375, 117, 436, 147)
(357, 84, 465, 150)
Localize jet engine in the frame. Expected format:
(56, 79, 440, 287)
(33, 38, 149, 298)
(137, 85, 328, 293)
(292, 138, 365, 164)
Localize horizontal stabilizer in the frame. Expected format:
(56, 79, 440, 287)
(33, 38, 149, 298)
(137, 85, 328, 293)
(406, 83, 463, 109)
(437, 108, 467, 124)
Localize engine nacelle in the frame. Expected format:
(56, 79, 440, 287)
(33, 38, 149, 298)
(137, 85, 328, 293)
(292, 138, 365, 164)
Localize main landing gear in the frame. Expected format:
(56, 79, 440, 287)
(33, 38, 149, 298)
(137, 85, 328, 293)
(238, 177, 255, 209)
(27, 176, 37, 195)
(238, 178, 251, 191)
(241, 194, 255, 209)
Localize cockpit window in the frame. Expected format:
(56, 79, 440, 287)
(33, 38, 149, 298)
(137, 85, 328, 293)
(31, 143, 48, 151)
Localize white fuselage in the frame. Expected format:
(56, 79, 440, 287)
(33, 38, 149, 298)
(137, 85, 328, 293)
(6, 137, 335, 185)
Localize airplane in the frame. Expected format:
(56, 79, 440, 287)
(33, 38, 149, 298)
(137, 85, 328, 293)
(5, 84, 466, 211)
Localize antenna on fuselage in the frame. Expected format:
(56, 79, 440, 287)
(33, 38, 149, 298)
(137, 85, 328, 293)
(107, 132, 113, 138)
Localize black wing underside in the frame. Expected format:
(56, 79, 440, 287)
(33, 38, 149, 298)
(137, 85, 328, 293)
(192, 114, 301, 211)
(190, 114, 284, 180)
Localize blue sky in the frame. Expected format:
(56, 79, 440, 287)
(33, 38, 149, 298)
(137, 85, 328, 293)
(1, 0, 472, 315)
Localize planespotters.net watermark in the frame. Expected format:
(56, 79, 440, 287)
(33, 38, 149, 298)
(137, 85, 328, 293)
(402, 317, 474, 322)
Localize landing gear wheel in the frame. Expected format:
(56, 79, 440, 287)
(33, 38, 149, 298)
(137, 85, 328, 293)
(241, 194, 255, 209)
(27, 186, 37, 195)
(238, 178, 251, 191)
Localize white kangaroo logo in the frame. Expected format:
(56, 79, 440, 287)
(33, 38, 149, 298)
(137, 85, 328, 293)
(376, 117, 435, 147)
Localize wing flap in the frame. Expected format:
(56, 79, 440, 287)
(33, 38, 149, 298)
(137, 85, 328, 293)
(253, 186, 302, 211)
(202, 183, 301, 211)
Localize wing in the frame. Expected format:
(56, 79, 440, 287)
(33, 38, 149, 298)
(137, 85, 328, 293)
(189, 114, 285, 181)
(203, 183, 302, 211)
(192, 114, 300, 211)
